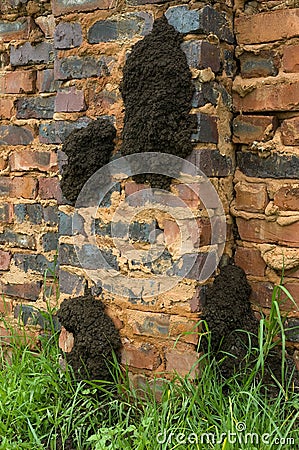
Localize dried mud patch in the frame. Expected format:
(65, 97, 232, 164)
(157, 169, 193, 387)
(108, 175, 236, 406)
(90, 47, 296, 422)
(60, 118, 116, 205)
(120, 16, 196, 189)
(201, 264, 299, 394)
(57, 291, 121, 381)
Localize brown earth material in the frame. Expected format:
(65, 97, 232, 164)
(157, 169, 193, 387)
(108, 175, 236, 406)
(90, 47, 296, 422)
(201, 264, 299, 393)
(56, 290, 121, 381)
(60, 118, 116, 204)
(120, 16, 196, 189)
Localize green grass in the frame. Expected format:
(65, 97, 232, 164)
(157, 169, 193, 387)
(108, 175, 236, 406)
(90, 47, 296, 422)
(0, 283, 298, 449)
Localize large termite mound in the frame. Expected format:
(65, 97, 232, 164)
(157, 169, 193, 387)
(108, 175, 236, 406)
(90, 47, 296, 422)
(57, 291, 121, 381)
(60, 118, 116, 205)
(201, 264, 299, 392)
(120, 16, 196, 189)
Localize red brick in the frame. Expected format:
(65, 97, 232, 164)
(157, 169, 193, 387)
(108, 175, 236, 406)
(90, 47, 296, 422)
(175, 183, 201, 209)
(0, 70, 36, 94)
(52, 0, 115, 16)
(165, 349, 200, 378)
(0, 250, 11, 270)
(282, 45, 299, 73)
(121, 343, 161, 370)
(0, 98, 14, 119)
(0, 177, 38, 199)
(237, 217, 299, 247)
(35, 15, 56, 39)
(234, 182, 268, 213)
(0, 281, 41, 301)
(281, 117, 299, 146)
(284, 283, 299, 310)
(235, 9, 299, 45)
(0, 158, 7, 171)
(233, 115, 277, 144)
(10, 150, 58, 172)
(128, 310, 170, 338)
(170, 317, 199, 345)
(250, 281, 274, 309)
(0, 17, 31, 42)
(274, 185, 299, 211)
(38, 177, 63, 201)
(59, 326, 74, 353)
(0, 125, 34, 146)
(125, 181, 147, 196)
(235, 247, 266, 277)
(0, 297, 12, 314)
(55, 87, 86, 112)
(233, 81, 299, 113)
(163, 219, 180, 247)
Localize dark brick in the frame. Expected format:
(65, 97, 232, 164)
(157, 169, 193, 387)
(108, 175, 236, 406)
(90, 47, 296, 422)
(54, 22, 82, 49)
(55, 87, 86, 113)
(191, 113, 218, 144)
(239, 52, 279, 78)
(223, 49, 235, 78)
(0, 281, 41, 301)
(0, 125, 33, 145)
(54, 56, 114, 81)
(87, 13, 153, 43)
(233, 115, 278, 144)
(36, 69, 61, 93)
(15, 96, 55, 119)
(14, 304, 60, 331)
(182, 40, 220, 72)
(129, 221, 156, 243)
(39, 117, 91, 144)
(192, 82, 219, 108)
(0, 203, 13, 223)
(285, 318, 299, 343)
(14, 253, 55, 274)
(193, 149, 233, 177)
(166, 5, 234, 43)
(52, 0, 115, 16)
(171, 251, 217, 280)
(58, 211, 72, 235)
(14, 203, 43, 224)
(59, 242, 79, 266)
(10, 42, 54, 67)
(0, 17, 31, 42)
(94, 218, 112, 237)
(43, 205, 58, 226)
(59, 269, 86, 295)
(237, 151, 299, 179)
(0, 229, 35, 249)
(42, 232, 59, 251)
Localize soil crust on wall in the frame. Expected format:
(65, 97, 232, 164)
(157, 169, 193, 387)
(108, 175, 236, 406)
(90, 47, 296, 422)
(120, 15, 196, 189)
(60, 118, 116, 205)
(201, 264, 299, 394)
(57, 290, 121, 381)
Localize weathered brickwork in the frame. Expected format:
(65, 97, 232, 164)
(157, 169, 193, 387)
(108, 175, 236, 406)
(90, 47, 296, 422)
(232, 1, 299, 326)
(0, 0, 299, 381)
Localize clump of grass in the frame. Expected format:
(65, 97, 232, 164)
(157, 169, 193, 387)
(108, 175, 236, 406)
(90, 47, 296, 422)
(0, 282, 298, 449)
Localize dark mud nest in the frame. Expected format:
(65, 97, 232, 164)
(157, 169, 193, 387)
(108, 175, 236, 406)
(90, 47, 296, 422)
(201, 264, 299, 393)
(60, 118, 116, 205)
(57, 291, 121, 381)
(120, 16, 196, 190)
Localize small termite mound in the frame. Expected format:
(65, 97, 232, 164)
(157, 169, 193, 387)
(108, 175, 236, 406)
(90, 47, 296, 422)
(201, 264, 299, 393)
(57, 290, 121, 381)
(60, 118, 116, 205)
(120, 15, 196, 189)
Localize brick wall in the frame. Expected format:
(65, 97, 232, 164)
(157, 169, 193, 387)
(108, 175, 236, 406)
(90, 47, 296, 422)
(0, 0, 299, 379)
(232, 1, 299, 339)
